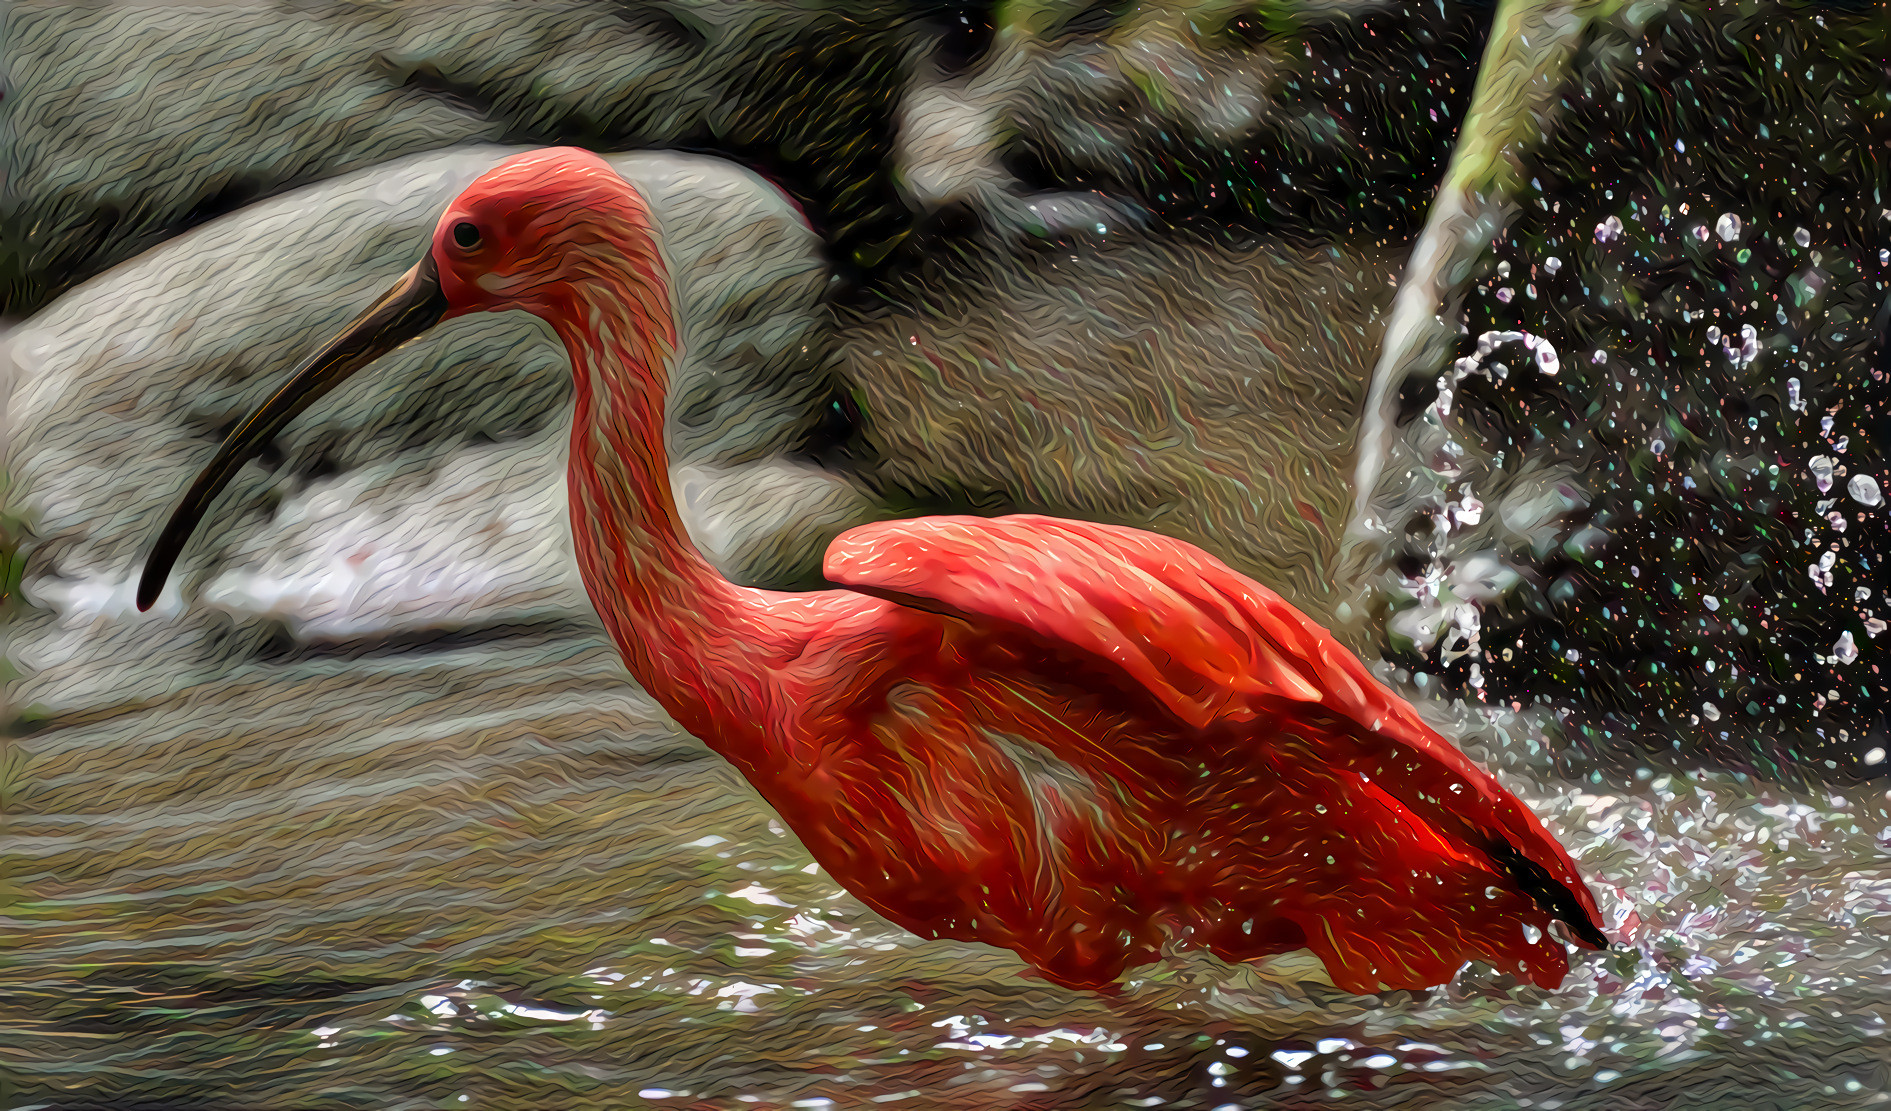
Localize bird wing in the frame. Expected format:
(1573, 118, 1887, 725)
(823, 513, 1607, 948)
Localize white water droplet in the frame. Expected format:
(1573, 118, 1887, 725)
(1834, 631, 1859, 665)
(1704, 595, 1720, 611)
(1544, 256, 1563, 274)
(1706, 325, 1722, 345)
(1433, 380, 1456, 418)
(1794, 227, 1811, 248)
(1716, 212, 1743, 241)
(1453, 487, 1484, 528)
(1595, 215, 1624, 242)
(1702, 702, 1721, 721)
(1865, 747, 1887, 766)
(1726, 323, 1759, 367)
(1810, 455, 1836, 494)
(1848, 474, 1882, 507)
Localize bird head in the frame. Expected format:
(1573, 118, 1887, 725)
(135, 147, 670, 612)
(431, 147, 670, 320)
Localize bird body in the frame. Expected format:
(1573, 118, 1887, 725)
(140, 147, 1607, 995)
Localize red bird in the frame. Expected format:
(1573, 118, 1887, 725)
(139, 148, 1609, 995)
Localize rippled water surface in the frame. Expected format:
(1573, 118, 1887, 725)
(8, 18, 1890, 1101)
(9, 618, 1890, 1110)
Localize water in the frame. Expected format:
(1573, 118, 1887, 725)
(7, 3, 1888, 1105)
(8, 614, 1890, 1109)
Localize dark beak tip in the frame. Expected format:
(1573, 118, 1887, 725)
(135, 255, 447, 621)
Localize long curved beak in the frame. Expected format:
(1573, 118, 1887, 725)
(136, 254, 449, 612)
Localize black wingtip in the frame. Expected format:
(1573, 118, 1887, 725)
(1561, 912, 1611, 951)
(1485, 839, 1611, 950)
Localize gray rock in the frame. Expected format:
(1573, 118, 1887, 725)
(6, 145, 880, 708)
(2, 0, 915, 312)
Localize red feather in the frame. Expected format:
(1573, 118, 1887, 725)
(200, 150, 1613, 999)
(797, 514, 1608, 993)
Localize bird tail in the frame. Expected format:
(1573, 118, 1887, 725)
(1263, 706, 1611, 949)
(1481, 833, 1612, 950)
(1199, 727, 1611, 995)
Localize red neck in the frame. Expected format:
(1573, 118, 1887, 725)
(549, 269, 766, 740)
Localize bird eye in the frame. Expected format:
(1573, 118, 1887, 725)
(452, 221, 482, 249)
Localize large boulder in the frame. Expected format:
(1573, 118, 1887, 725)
(6, 146, 876, 703)
(1, 0, 917, 313)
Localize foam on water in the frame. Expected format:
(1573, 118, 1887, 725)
(198, 442, 582, 637)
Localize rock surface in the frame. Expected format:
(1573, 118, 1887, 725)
(7, 145, 877, 700)
(1, 0, 916, 312)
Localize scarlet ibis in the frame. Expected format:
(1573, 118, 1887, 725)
(137, 147, 1608, 995)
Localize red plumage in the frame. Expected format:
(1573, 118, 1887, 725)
(519, 152, 1610, 988)
(700, 513, 1607, 994)
(146, 148, 1610, 998)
